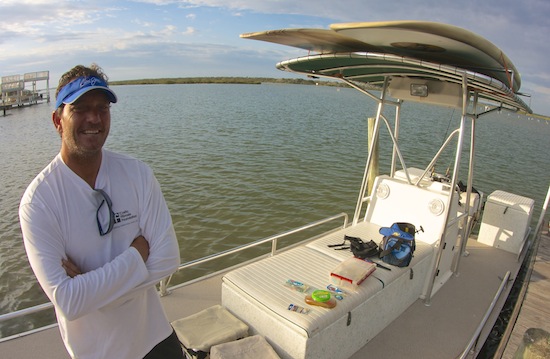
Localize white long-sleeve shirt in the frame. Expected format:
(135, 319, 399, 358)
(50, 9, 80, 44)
(19, 149, 181, 359)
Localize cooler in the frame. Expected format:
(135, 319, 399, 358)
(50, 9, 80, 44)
(478, 190, 534, 255)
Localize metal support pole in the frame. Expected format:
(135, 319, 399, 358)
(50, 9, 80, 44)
(367, 117, 379, 196)
(390, 102, 402, 176)
(425, 73, 469, 305)
(454, 92, 478, 274)
(352, 77, 389, 225)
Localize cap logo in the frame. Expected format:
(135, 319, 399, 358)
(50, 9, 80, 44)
(80, 76, 99, 88)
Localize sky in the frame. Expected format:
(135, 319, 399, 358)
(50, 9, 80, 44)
(1, 0, 549, 115)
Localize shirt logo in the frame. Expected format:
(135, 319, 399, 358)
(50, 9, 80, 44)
(113, 210, 138, 228)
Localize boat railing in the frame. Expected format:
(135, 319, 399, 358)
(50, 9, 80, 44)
(459, 270, 512, 358)
(160, 212, 349, 295)
(416, 129, 461, 187)
(0, 212, 349, 339)
(378, 112, 410, 183)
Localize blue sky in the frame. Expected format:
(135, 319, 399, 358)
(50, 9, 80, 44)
(1, 0, 549, 115)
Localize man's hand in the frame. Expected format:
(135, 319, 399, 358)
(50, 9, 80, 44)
(62, 236, 149, 278)
(131, 235, 150, 263)
(62, 257, 82, 278)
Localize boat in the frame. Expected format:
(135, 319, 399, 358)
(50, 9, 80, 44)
(1, 21, 545, 359)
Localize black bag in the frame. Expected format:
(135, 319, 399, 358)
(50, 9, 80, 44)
(378, 223, 417, 267)
(328, 235, 380, 259)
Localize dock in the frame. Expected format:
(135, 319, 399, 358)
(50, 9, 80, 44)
(1, 71, 50, 116)
(499, 220, 550, 358)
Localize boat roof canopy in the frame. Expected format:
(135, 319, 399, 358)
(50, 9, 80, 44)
(241, 21, 531, 113)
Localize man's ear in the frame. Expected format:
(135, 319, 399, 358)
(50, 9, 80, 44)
(52, 110, 62, 136)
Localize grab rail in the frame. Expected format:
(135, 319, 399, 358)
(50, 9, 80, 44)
(0, 302, 54, 323)
(0, 213, 348, 333)
(459, 270, 511, 358)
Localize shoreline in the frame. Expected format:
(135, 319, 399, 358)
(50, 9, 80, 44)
(110, 76, 346, 87)
(109, 77, 550, 120)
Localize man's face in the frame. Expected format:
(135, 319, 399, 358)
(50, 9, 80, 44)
(54, 90, 111, 160)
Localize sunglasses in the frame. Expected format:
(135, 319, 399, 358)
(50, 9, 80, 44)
(95, 189, 115, 236)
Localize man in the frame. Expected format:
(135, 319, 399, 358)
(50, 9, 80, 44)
(19, 64, 183, 359)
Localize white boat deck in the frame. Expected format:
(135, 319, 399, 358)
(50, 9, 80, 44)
(352, 238, 515, 358)
(1, 235, 523, 359)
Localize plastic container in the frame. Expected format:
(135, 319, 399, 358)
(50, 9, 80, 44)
(304, 290, 337, 308)
(330, 257, 376, 290)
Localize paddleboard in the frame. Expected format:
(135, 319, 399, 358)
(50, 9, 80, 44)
(241, 21, 520, 92)
(240, 28, 380, 54)
(331, 21, 520, 92)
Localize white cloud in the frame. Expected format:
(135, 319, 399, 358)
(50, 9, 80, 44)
(133, 19, 155, 27)
(183, 27, 196, 35)
(152, 25, 178, 36)
(1, 0, 549, 114)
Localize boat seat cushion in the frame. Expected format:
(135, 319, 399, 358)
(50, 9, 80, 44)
(172, 305, 249, 353)
(210, 335, 281, 359)
(222, 246, 383, 338)
(222, 223, 436, 359)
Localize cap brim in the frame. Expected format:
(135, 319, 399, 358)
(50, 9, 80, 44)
(55, 76, 118, 109)
(63, 86, 117, 105)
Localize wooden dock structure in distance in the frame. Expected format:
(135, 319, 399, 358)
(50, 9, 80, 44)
(500, 220, 550, 358)
(1, 71, 50, 116)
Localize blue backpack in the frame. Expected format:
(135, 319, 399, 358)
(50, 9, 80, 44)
(378, 223, 417, 267)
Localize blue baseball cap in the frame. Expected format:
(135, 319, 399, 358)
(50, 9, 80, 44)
(55, 76, 117, 109)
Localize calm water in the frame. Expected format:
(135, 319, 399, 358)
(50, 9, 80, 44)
(1, 83, 549, 336)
